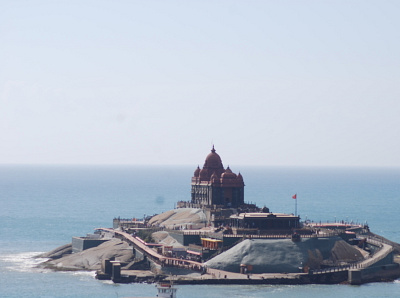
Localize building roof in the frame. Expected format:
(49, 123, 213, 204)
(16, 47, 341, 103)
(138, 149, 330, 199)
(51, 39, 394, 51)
(204, 145, 224, 169)
(192, 146, 244, 187)
(230, 213, 298, 220)
(200, 237, 223, 243)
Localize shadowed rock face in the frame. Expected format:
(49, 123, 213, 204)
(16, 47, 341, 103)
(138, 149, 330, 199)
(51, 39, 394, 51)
(38, 239, 135, 271)
(205, 237, 364, 274)
(36, 243, 72, 259)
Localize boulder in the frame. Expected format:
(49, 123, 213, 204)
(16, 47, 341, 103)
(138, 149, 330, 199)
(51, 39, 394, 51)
(36, 243, 72, 259)
(39, 239, 134, 271)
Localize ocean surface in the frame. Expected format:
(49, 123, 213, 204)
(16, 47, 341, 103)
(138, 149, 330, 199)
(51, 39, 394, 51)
(0, 165, 399, 297)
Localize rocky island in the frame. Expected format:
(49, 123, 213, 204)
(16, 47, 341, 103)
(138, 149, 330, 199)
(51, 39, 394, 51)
(37, 147, 400, 285)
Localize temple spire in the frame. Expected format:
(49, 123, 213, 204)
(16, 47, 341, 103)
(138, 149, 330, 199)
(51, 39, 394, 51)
(211, 145, 216, 153)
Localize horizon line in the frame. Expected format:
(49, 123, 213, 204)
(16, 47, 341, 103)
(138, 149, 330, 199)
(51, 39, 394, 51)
(0, 163, 399, 169)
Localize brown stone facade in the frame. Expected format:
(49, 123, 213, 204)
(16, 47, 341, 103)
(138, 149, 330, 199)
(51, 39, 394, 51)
(191, 146, 244, 208)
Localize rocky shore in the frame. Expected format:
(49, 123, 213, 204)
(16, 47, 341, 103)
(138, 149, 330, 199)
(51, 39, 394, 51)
(37, 239, 135, 271)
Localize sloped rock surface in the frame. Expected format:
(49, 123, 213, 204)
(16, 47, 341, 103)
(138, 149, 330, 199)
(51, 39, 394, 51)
(205, 237, 363, 273)
(36, 243, 72, 259)
(152, 231, 185, 248)
(39, 239, 134, 271)
(148, 208, 206, 229)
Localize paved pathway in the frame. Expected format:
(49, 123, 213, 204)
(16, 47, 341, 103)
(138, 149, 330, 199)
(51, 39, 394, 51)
(97, 228, 204, 270)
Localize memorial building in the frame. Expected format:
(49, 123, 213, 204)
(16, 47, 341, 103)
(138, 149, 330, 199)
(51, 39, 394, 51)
(191, 146, 244, 208)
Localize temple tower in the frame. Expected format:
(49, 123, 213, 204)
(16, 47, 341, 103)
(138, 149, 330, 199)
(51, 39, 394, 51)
(191, 146, 244, 208)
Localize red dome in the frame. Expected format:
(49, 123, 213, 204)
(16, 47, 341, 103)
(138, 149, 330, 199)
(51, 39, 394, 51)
(193, 166, 200, 177)
(199, 168, 208, 180)
(237, 172, 243, 181)
(221, 166, 237, 179)
(204, 146, 223, 169)
(210, 171, 220, 184)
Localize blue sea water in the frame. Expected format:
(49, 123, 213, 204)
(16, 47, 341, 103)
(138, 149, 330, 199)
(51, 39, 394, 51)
(0, 165, 399, 297)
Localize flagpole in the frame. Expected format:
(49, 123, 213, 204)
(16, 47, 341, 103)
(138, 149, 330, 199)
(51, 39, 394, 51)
(292, 193, 297, 217)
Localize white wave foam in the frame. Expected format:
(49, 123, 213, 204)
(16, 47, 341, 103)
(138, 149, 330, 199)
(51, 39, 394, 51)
(0, 252, 97, 281)
(0, 252, 49, 273)
(67, 270, 96, 277)
(99, 280, 115, 285)
(57, 269, 96, 282)
(73, 270, 95, 276)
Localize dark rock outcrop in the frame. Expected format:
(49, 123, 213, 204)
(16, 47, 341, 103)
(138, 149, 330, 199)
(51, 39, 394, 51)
(36, 243, 72, 259)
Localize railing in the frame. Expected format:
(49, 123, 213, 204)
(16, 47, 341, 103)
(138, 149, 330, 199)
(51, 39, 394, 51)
(176, 201, 225, 210)
(312, 236, 394, 274)
(359, 239, 393, 268)
(366, 235, 393, 246)
(223, 231, 340, 239)
(365, 237, 383, 248)
(114, 218, 145, 222)
(166, 229, 209, 236)
(312, 266, 349, 274)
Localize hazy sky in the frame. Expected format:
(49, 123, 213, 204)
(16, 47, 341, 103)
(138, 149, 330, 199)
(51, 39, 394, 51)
(1, 1, 399, 167)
